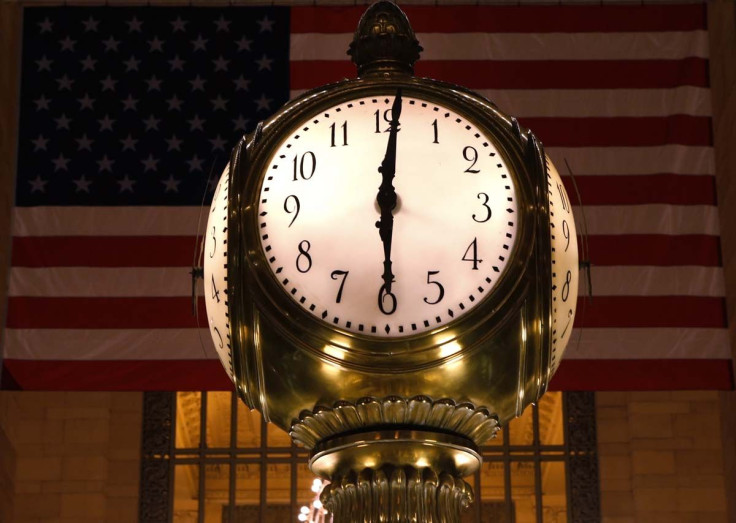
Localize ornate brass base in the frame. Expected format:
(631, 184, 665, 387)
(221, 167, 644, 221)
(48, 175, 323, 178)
(311, 429, 479, 522)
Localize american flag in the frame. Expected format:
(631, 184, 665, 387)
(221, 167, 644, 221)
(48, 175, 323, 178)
(2, 4, 732, 391)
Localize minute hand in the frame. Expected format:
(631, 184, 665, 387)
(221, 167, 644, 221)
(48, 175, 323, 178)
(375, 89, 402, 294)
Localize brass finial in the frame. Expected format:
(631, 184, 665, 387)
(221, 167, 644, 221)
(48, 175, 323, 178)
(348, 1, 423, 76)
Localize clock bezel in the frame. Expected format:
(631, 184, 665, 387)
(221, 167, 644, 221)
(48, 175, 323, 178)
(231, 75, 543, 370)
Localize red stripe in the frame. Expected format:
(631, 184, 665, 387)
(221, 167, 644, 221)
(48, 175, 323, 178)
(291, 59, 709, 91)
(563, 175, 717, 206)
(549, 359, 734, 391)
(2, 358, 730, 391)
(587, 235, 721, 267)
(291, 5, 706, 33)
(522, 116, 711, 147)
(12, 236, 197, 268)
(5, 296, 725, 329)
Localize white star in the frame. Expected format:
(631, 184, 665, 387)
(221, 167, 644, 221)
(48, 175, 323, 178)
(56, 74, 74, 91)
(75, 134, 94, 151)
(122, 94, 138, 111)
(96, 154, 114, 172)
(141, 154, 159, 172)
(166, 135, 182, 151)
(148, 36, 164, 52)
(161, 175, 180, 193)
(82, 16, 99, 32)
(232, 114, 248, 131)
(120, 134, 138, 151)
(209, 135, 227, 151)
(98, 114, 115, 132)
(29, 175, 48, 193)
(168, 55, 185, 72)
(124, 56, 140, 72)
(80, 55, 97, 71)
(54, 114, 71, 130)
(187, 155, 204, 172)
(188, 115, 205, 132)
(78, 93, 95, 110)
(166, 95, 183, 111)
(100, 75, 117, 92)
(35, 55, 52, 72)
(146, 76, 163, 91)
(52, 153, 70, 171)
(235, 36, 252, 52)
(102, 35, 120, 52)
(255, 54, 273, 71)
(73, 175, 93, 193)
(60, 36, 76, 52)
(211, 96, 228, 111)
(257, 16, 275, 33)
(143, 114, 161, 131)
(32, 135, 48, 151)
(212, 55, 229, 72)
(254, 93, 273, 112)
(191, 34, 207, 52)
(117, 175, 136, 193)
(38, 18, 53, 34)
(171, 16, 188, 32)
(189, 75, 206, 92)
(213, 15, 230, 32)
(34, 95, 50, 111)
(127, 17, 143, 33)
(233, 75, 250, 91)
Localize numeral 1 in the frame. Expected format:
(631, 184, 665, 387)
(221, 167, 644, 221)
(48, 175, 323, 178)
(431, 119, 439, 144)
(330, 121, 348, 147)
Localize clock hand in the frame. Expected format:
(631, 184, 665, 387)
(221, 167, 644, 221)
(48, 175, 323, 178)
(375, 88, 402, 296)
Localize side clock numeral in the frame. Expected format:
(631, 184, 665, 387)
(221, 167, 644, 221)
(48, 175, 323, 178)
(431, 119, 439, 144)
(423, 270, 445, 305)
(561, 270, 572, 302)
(209, 226, 216, 258)
(296, 240, 312, 273)
(212, 325, 223, 348)
(211, 275, 220, 303)
(462, 238, 483, 270)
(463, 146, 480, 174)
(562, 219, 570, 252)
(330, 270, 349, 303)
(472, 192, 492, 223)
(557, 182, 570, 213)
(330, 121, 348, 147)
(283, 195, 300, 227)
(378, 284, 397, 315)
(292, 152, 316, 181)
(374, 109, 391, 133)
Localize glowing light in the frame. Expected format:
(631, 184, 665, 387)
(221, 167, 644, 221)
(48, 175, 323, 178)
(314, 500, 323, 509)
(301, 506, 310, 514)
(438, 341, 462, 358)
(298, 514, 308, 521)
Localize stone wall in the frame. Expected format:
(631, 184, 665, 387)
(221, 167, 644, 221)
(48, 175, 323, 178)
(0, 392, 142, 522)
(597, 391, 729, 523)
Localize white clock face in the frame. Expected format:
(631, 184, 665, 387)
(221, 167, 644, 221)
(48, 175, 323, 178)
(257, 94, 518, 338)
(546, 158, 578, 372)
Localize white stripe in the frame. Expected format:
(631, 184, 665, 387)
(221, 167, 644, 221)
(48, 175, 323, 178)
(575, 204, 719, 235)
(4, 327, 728, 361)
(8, 266, 723, 298)
(562, 328, 732, 360)
(291, 87, 712, 118)
(291, 31, 708, 61)
(2, 328, 216, 360)
(582, 266, 725, 297)
(547, 146, 714, 175)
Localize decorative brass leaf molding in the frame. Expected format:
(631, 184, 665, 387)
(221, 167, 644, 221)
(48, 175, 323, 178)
(289, 395, 500, 449)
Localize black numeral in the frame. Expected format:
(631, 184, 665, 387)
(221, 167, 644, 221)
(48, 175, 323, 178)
(561, 270, 572, 302)
(472, 192, 492, 223)
(330, 270, 349, 303)
(431, 119, 439, 144)
(213, 325, 223, 348)
(211, 275, 220, 303)
(292, 152, 316, 181)
(562, 219, 570, 252)
(557, 182, 570, 213)
(561, 308, 573, 338)
(283, 195, 300, 228)
(208, 226, 216, 258)
(423, 270, 445, 305)
(462, 238, 483, 270)
(374, 109, 391, 133)
(296, 240, 312, 273)
(463, 146, 480, 173)
(378, 284, 397, 315)
(330, 121, 348, 147)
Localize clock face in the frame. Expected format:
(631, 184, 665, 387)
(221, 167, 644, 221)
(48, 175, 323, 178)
(256, 93, 519, 338)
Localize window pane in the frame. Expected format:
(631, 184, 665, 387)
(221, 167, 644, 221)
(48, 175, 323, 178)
(173, 464, 199, 522)
(478, 460, 506, 507)
(541, 462, 567, 523)
(537, 392, 564, 446)
(509, 404, 535, 446)
(266, 422, 292, 448)
(266, 463, 292, 522)
(204, 463, 229, 522)
(510, 461, 537, 523)
(237, 402, 261, 448)
(176, 392, 201, 449)
(206, 391, 232, 448)
(234, 463, 261, 520)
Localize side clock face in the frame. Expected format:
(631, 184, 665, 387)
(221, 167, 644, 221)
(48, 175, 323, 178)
(255, 93, 519, 338)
